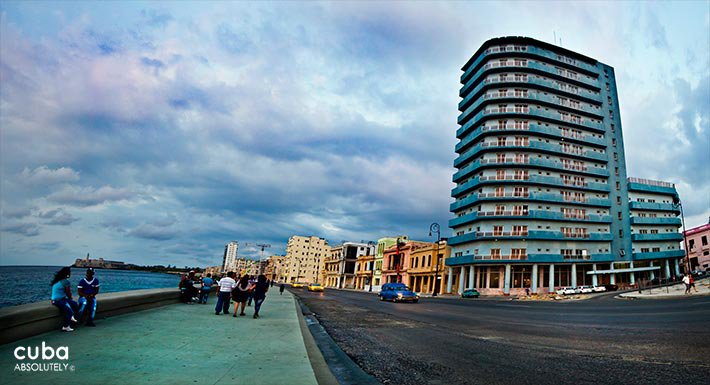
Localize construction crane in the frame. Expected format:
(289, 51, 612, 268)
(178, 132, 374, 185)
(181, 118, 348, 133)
(243, 243, 272, 274)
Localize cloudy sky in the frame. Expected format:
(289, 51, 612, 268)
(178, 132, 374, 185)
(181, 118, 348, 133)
(1, 1, 708, 267)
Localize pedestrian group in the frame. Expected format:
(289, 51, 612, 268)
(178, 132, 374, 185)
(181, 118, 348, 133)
(50, 266, 274, 333)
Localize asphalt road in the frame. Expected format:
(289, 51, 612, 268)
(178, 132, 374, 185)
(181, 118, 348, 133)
(291, 288, 710, 385)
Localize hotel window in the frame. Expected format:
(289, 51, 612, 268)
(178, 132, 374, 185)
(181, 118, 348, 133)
(703, 236, 708, 246)
(615, 167, 619, 176)
(512, 225, 528, 236)
(511, 249, 527, 259)
(617, 196, 621, 205)
(493, 226, 504, 236)
(616, 181, 620, 190)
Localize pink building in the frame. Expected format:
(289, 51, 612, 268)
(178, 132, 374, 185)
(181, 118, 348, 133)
(684, 222, 710, 272)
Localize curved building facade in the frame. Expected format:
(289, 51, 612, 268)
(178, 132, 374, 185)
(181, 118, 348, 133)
(446, 37, 684, 295)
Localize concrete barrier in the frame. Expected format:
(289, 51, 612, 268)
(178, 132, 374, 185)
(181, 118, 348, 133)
(0, 288, 184, 345)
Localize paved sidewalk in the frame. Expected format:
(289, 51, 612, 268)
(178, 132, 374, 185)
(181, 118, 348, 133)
(618, 277, 710, 299)
(0, 291, 317, 385)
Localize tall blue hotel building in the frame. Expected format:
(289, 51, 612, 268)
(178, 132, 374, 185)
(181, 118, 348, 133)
(446, 37, 684, 296)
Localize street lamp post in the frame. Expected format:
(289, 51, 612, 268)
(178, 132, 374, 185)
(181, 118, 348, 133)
(674, 196, 691, 274)
(429, 223, 441, 296)
(368, 241, 375, 292)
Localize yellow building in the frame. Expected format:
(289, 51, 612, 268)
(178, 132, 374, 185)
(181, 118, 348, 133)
(264, 255, 285, 281)
(282, 235, 329, 284)
(407, 240, 456, 295)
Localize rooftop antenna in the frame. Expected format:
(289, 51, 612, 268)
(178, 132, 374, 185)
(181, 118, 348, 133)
(553, 31, 556, 45)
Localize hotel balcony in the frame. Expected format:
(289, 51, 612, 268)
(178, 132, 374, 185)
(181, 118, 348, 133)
(630, 217, 682, 226)
(450, 192, 611, 212)
(452, 157, 609, 181)
(461, 43, 599, 86)
(631, 249, 685, 260)
(453, 140, 607, 174)
(449, 209, 611, 228)
(628, 201, 679, 212)
(455, 123, 606, 154)
(630, 233, 684, 242)
(458, 90, 603, 125)
(448, 230, 613, 246)
(457, 107, 605, 139)
(461, 59, 600, 98)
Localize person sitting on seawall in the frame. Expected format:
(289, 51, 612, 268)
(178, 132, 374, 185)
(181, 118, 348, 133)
(199, 273, 214, 304)
(77, 268, 100, 327)
(51, 267, 79, 332)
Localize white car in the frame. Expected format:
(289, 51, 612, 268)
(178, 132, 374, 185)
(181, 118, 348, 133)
(556, 287, 577, 295)
(592, 285, 607, 293)
(579, 285, 594, 294)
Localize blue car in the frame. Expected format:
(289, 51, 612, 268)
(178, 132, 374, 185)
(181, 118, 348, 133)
(378, 283, 419, 303)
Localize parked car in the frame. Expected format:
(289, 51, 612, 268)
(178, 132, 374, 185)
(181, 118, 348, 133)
(592, 285, 607, 293)
(378, 283, 419, 303)
(691, 270, 707, 279)
(461, 289, 480, 298)
(556, 287, 577, 295)
(579, 286, 594, 294)
(602, 284, 618, 291)
(292, 282, 306, 288)
(307, 283, 324, 292)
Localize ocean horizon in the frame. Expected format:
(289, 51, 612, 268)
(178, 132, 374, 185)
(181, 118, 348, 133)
(0, 265, 180, 308)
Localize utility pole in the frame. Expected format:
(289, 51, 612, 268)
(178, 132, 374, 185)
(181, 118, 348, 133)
(673, 196, 691, 274)
(429, 223, 441, 296)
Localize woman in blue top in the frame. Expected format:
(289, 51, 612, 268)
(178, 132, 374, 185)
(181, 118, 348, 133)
(51, 267, 79, 332)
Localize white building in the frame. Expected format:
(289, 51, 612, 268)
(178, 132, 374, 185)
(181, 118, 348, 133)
(222, 241, 239, 272)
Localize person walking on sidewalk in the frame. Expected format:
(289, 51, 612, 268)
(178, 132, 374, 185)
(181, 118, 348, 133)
(252, 275, 269, 319)
(199, 273, 214, 304)
(689, 275, 698, 293)
(279, 283, 285, 295)
(50, 267, 79, 332)
(77, 268, 100, 327)
(247, 275, 256, 306)
(215, 272, 237, 315)
(232, 275, 253, 317)
(683, 274, 691, 294)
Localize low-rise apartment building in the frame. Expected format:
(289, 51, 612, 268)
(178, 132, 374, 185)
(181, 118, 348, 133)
(324, 242, 375, 288)
(407, 240, 453, 295)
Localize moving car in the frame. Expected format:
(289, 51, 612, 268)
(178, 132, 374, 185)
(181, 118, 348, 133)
(292, 282, 306, 288)
(378, 283, 419, 303)
(592, 285, 607, 293)
(307, 283, 324, 292)
(461, 289, 480, 298)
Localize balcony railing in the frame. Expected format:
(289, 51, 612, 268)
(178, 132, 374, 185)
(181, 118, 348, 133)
(473, 254, 528, 260)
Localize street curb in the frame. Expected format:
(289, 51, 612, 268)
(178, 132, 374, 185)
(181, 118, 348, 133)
(293, 294, 382, 385)
(295, 296, 339, 385)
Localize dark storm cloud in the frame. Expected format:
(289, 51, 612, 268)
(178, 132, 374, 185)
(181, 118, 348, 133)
(1, 2, 707, 266)
(1, 222, 40, 237)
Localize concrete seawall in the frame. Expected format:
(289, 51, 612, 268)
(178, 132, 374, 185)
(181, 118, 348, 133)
(0, 288, 185, 345)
